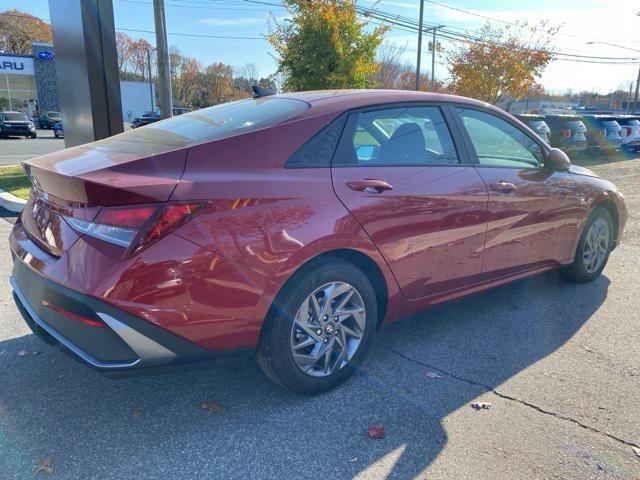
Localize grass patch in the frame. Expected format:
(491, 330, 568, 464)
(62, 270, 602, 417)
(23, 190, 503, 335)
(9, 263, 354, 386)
(0, 165, 31, 200)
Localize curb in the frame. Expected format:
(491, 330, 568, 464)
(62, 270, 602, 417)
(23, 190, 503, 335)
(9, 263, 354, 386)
(0, 188, 27, 213)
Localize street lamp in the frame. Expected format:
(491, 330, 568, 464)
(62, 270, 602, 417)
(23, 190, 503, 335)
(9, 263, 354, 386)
(586, 41, 640, 113)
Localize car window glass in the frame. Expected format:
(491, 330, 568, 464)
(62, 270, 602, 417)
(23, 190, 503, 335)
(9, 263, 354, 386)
(348, 106, 459, 165)
(4, 113, 28, 121)
(112, 98, 310, 147)
(457, 108, 543, 168)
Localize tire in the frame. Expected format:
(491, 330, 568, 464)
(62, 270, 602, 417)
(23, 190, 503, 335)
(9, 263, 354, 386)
(562, 206, 614, 283)
(257, 259, 378, 394)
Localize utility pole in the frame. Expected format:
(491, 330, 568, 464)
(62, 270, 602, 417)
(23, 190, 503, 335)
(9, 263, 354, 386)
(415, 0, 424, 91)
(428, 26, 444, 91)
(627, 81, 633, 114)
(632, 66, 640, 114)
(147, 48, 154, 113)
(153, 0, 172, 118)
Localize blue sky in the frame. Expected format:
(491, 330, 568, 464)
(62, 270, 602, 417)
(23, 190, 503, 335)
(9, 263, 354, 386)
(4, 0, 640, 93)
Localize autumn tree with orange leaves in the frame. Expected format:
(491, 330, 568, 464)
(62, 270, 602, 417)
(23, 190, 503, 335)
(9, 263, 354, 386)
(0, 9, 52, 54)
(447, 21, 559, 104)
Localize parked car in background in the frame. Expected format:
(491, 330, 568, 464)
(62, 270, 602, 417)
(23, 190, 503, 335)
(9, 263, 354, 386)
(581, 115, 622, 153)
(544, 114, 588, 153)
(53, 122, 64, 139)
(614, 115, 640, 153)
(39, 111, 63, 129)
(130, 113, 161, 128)
(10, 90, 627, 394)
(0, 111, 37, 138)
(515, 114, 551, 143)
(131, 108, 193, 128)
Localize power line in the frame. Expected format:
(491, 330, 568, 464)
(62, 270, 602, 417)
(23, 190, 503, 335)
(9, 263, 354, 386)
(117, 27, 264, 39)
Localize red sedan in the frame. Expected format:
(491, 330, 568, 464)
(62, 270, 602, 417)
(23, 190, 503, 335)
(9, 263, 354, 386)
(10, 90, 627, 394)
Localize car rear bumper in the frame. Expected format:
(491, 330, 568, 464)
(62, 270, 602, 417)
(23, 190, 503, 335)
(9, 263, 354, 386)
(11, 257, 250, 374)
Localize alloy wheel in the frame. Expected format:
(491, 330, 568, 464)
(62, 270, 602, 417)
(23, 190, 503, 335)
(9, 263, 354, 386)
(290, 282, 366, 377)
(583, 218, 610, 274)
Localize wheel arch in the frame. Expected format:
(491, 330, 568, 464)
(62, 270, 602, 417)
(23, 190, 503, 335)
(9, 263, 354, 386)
(594, 198, 620, 248)
(258, 248, 391, 346)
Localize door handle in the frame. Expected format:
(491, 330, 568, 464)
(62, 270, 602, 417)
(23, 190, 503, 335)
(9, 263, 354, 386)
(489, 181, 517, 194)
(345, 179, 394, 194)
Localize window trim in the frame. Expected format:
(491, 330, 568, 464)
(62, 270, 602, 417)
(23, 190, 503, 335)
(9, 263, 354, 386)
(450, 105, 551, 170)
(331, 102, 473, 168)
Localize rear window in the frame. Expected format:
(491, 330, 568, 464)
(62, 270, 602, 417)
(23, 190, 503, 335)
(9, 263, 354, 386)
(47, 111, 62, 119)
(3, 113, 28, 121)
(617, 119, 640, 126)
(115, 98, 309, 148)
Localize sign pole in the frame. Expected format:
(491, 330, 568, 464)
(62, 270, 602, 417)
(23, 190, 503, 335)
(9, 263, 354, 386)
(5, 74, 12, 110)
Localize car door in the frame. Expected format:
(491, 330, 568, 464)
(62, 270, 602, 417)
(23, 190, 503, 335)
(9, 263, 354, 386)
(453, 107, 579, 277)
(331, 104, 489, 299)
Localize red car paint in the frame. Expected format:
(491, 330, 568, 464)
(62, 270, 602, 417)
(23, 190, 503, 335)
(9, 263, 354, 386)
(10, 90, 627, 356)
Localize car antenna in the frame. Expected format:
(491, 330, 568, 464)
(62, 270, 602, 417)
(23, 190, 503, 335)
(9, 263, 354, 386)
(252, 85, 277, 98)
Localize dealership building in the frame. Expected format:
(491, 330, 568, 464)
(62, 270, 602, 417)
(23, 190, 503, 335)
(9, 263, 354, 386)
(0, 43, 156, 124)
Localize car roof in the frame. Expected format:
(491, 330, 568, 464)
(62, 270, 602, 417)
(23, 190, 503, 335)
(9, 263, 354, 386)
(273, 89, 494, 115)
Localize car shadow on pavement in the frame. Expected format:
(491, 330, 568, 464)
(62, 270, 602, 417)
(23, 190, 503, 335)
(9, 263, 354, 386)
(0, 270, 609, 479)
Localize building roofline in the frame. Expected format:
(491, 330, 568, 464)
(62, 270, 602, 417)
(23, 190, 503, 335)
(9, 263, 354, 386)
(0, 52, 34, 59)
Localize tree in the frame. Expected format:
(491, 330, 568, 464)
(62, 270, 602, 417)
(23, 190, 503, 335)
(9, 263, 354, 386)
(169, 47, 202, 107)
(268, 0, 387, 91)
(0, 9, 52, 54)
(447, 21, 558, 104)
(116, 32, 134, 72)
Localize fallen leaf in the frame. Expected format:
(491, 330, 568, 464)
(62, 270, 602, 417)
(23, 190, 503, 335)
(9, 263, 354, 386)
(201, 401, 224, 413)
(32, 457, 53, 477)
(132, 407, 142, 417)
(18, 350, 41, 357)
(632, 446, 640, 458)
(425, 371, 443, 379)
(367, 424, 386, 439)
(471, 402, 492, 410)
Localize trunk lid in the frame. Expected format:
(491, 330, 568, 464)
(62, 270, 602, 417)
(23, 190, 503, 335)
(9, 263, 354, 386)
(21, 130, 189, 256)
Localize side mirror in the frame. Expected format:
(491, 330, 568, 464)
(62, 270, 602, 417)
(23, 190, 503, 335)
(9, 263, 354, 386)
(546, 148, 571, 171)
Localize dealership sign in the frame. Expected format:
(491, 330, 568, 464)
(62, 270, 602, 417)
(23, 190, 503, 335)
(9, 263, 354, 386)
(0, 55, 35, 76)
(37, 51, 55, 61)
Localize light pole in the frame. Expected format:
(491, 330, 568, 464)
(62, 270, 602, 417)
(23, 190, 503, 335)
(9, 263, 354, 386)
(586, 41, 640, 113)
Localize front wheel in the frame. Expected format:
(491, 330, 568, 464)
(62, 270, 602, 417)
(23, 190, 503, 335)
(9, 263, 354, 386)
(257, 259, 377, 394)
(562, 206, 614, 283)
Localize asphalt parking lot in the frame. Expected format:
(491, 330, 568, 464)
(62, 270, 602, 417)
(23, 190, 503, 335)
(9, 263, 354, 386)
(0, 153, 638, 479)
(0, 129, 65, 166)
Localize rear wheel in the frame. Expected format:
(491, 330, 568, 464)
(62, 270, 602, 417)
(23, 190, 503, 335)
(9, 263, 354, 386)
(562, 206, 614, 283)
(257, 259, 377, 394)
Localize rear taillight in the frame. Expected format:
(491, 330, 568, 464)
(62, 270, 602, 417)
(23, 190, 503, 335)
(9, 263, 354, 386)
(622, 126, 632, 137)
(561, 129, 571, 139)
(64, 202, 209, 255)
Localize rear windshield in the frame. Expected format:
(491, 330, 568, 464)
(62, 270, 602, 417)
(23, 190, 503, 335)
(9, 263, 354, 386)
(47, 111, 62, 119)
(617, 119, 640, 126)
(114, 98, 310, 148)
(3, 113, 28, 121)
